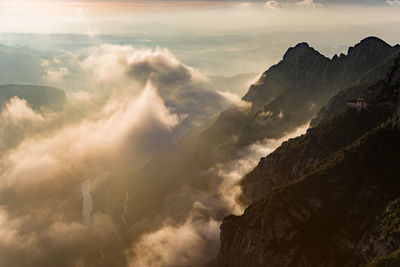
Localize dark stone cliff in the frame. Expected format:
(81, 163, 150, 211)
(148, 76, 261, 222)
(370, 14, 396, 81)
(198, 37, 399, 169)
(218, 53, 400, 267)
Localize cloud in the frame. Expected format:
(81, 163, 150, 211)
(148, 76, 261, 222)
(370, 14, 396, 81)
(387, 0, 400, 5)
(0, 207, 36, 251)
(237, 2, 254, 7)
(71, 90, 91, 102)
(0, 83, 180, 190)
(0, 42, 309, 267)
(1, 97, 44, 123)
(0, 44, 232, 266)
(128, 202, 220, 267)
(0, 97, 48, 151)
(264, 0, 321, 8)
(42, 45, 228, 133)
(297, 0, 322, 7)
(127, 122, 309, 267)
(41, 59, 70, 83)
(217, 90, 251, 111)
(79, 45, 203, 88)
(264, 0, 280, 8)
(0, 206, 122, 267)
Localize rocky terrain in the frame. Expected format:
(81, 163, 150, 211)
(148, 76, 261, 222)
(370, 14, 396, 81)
(197, 37, 400, 168)
(218, 46, 400, 267)
(102, 37, 400, 239)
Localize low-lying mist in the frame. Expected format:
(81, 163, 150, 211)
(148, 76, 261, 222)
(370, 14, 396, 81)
(127, 123, 309, 267)
(0, 45, 308, 267)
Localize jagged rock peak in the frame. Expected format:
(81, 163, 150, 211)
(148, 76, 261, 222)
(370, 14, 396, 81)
(294, 42, 310, 49)
(331, 37, 393, 61)
(358, 36, 391, 48)
(348, 36, 393, 55)
(282, 42, 325, 63)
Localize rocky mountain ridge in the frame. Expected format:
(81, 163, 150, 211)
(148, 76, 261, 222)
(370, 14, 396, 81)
(217, 51, 400, 267)
(198, 37, 400, 170)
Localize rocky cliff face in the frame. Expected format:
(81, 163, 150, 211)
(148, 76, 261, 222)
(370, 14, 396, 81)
(198, 37, 399, 170)
(218, 54, 400, 267)
(311, 50, 400, 127)
(241, 54, 400, 204)
(240, 106, 393, 205)
(220, 123, 400, 267)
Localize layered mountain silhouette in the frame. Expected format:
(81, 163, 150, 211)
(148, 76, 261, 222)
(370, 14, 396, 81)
(0, 84, 66, 111)
(218, 46, 400, 266)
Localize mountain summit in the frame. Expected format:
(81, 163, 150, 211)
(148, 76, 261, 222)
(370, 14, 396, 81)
(218, 50, 400, 267)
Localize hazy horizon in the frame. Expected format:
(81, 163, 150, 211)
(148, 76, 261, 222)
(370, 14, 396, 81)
(1, 0, 400, 76)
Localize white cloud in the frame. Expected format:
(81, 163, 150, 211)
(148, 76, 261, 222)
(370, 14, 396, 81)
(0, 45, 211, 266)
(0, 83, 180, 190)
(127, 122, 310, 267)
(0, 42, 310, 266)
(298, 0, 322, 7)
(128, 203, 220, 267)
(70, 90, 91, 102)
(41, 59, 70, 83)
(264, 0, 280, 9)
(0, 44, 233, 266)
(387, 0, 400, 5)
(217, 90, 251, 111)
(237, 2, 253, 8)
(1, 97, 44, 123)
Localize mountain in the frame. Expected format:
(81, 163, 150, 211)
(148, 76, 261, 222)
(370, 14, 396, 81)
(0, 84, 66, 110)
(104, 36, 398, 223)
(0, 43, 49, 85)
(88, 38, 400, 264)
(196, 37, 399, 169)
(311, 46, 400, 127)
(208, 72, 259, 97)
(218, 53, 400, 267)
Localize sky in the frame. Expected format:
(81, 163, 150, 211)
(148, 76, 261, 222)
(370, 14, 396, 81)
(0, 0, 399, 34)
(0, 0, 400, 75)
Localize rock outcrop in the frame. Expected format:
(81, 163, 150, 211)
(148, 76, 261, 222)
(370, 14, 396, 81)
(198, 37, 399, 170)
(218, 54, 400, 267)
(219, 123, 400, 266)
(241, 53, 400, 204)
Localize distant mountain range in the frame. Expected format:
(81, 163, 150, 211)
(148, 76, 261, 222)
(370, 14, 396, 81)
(0, 84, 65, 111)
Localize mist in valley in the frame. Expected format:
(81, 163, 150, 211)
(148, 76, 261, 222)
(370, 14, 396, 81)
(1, 1, 400, 267)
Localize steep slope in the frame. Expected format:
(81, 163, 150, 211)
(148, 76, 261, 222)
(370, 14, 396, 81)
(311, 49, 400, 127)
(197, 37, 399, 169)
(99, 37, 400, 233)
(0, 84, 66, 110)
(218, 53, 400, 267)
(240, 106, 393, 204)
(241, 50, 400, 204)
(219, 121, 400, 267)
